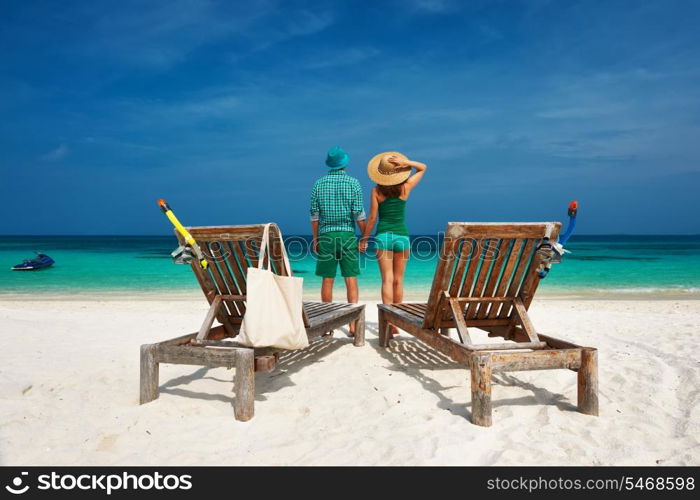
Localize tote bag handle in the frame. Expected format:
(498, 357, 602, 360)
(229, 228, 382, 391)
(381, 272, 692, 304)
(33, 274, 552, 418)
(257, 223, 292, 275)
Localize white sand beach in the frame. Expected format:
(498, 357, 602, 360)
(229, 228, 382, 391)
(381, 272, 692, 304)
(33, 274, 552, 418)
(0, 297, 698, 466)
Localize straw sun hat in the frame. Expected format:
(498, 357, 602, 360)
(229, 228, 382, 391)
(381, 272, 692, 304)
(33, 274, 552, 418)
(367, 151, 412, 186)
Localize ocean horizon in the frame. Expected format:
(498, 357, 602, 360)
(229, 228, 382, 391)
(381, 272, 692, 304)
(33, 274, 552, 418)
(2, 234, 699, 299)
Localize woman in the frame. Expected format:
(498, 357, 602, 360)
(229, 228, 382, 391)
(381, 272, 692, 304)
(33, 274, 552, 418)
(359, 152, 427, 335)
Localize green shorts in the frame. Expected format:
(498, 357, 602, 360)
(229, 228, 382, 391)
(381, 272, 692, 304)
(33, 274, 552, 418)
(315, 231, 360, 278)
(375, 232, 411, 252)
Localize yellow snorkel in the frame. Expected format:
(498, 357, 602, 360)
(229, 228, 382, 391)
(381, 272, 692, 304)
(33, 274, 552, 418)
(158, 199, 208, 270)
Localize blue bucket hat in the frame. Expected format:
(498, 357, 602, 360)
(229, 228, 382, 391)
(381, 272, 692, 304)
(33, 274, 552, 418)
(325, 146, 349, 170)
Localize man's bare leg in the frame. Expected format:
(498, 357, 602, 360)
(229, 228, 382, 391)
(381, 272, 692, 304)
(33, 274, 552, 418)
(321, 277, 334, 337)
(345, 276, 358, 335)
(321, 277, 334, 302)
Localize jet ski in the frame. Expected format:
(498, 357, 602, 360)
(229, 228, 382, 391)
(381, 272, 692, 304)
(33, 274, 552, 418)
(11, 253, 55, 271)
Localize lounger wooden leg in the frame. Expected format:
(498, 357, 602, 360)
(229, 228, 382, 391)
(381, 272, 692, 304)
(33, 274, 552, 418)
(577, 348, 599, 416)
(234, 349, 255, 421)
(378, 309, 390, 347)
(139, 344, 159, 404)
(470, 353, 493, 427)
(353, 308, 365, 347)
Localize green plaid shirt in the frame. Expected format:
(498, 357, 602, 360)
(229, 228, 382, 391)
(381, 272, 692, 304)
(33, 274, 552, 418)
(310, 170, 366, 234)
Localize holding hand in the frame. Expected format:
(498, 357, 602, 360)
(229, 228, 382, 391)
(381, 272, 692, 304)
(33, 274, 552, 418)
(358, 239, 368, 253)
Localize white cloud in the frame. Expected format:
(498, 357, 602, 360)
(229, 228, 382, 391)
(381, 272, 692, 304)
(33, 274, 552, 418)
(66, 1, 279, 68)
(403, 107, 494, 122)
(286, 10, 334, 36)
(41, 144, 69, 162)
(411, 0, 456, 13)
(302, 47, 380, 69)
(535, 107, 615, 119)
(248, 9, 335, 53)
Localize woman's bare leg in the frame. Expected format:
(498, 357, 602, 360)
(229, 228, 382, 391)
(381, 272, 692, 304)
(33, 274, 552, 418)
(376, 249, 394, 305)
(389, 250, 410, 334)
(392, 249, 410, 304)
(377, 249, 401, 335)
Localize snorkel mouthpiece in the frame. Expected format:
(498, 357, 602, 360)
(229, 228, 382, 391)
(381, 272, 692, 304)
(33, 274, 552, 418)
(568, 200, 578, 218)
(158, 199, 171, 213)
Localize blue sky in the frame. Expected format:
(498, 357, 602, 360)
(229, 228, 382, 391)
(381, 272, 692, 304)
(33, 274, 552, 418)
(1, 0, 699, 235)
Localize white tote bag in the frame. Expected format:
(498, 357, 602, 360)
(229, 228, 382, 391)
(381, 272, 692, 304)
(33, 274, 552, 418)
(237, 224, 308, 350)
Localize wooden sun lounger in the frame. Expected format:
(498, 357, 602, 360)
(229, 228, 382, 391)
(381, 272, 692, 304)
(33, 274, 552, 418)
(140, 223, 365, 421)
(377, 222, 598, 426)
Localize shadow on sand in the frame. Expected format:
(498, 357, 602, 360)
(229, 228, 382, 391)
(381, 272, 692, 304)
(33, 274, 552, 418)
(159, 331, 355, 409)
(366, 321, 577, 420)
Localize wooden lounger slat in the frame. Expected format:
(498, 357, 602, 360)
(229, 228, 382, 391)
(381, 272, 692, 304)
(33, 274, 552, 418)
(187, 225, 266, 244)
(498, 238, 537, 318)
(306, 304, 357, 321)
(305, 305, 365, 333)
(305, 307, 332, 317)
(458, 240, 482, 299)
(401, 303, 427, 317)
(519, 245, 547, 310)
(302, 302, 324, 312)
(311, 301, 351, 311)
(445, 222, 557, 239)
(304, 302, 349, 317)
(488, 239, 525, 318)
(188, 225, 266, 235)
(475, 238, 512, 319)
(303, 302, 341, 315)
(423, 235, 460, 329)
(436, 318, 512, 328)
(229, 240, 250, 277)
(379, 305, 428, 327)
(204, 242, 243, 318)
(309, 302, 346, 312)
(443, 239, 483, 323)
(452, 297, 513, 303)
(223, 241, 248, 294)
(448, 239, 476, 297)
(304, 304, 327, 315)
(465, 239, 499, 320)
(394, 303, 418, 313)
(513, 239, 541, 298)
(208, 241, 244, 317)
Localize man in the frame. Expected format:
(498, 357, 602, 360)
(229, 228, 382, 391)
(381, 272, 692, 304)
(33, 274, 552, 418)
(310, 146, 366, 335)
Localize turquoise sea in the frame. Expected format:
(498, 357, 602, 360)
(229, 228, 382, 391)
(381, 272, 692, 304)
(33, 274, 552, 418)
(1, 235, 699, 299)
